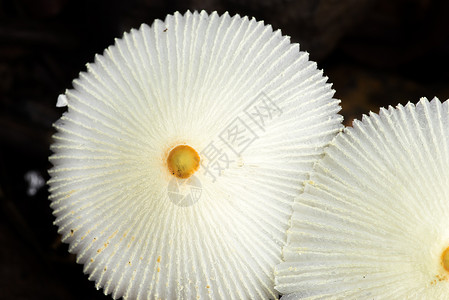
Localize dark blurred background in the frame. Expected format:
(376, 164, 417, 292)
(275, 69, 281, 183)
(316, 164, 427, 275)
(1, 0, 448, 299)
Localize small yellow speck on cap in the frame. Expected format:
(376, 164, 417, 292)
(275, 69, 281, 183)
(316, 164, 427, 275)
(166, 145, 200, 179)
(442, 246, 449, 272)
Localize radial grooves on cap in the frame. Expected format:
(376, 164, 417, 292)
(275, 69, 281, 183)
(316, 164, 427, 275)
(276, 98, 449, 299)
(49, 10, 343, 299)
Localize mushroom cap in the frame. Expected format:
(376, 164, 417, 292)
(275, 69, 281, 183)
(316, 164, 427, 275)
(49, 10, 342, 299)
(276, 97, 449, 299)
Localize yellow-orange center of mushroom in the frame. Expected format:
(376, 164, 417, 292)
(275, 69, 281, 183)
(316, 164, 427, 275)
(167, 145, 200, 179)
(442, 247, 449, 273)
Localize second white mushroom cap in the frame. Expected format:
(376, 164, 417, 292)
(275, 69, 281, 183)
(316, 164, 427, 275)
(276, 97, 449, 299)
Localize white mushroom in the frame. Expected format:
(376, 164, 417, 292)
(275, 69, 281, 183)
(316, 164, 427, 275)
(48, 10, 342, 299)
(276, 97, 449, 299)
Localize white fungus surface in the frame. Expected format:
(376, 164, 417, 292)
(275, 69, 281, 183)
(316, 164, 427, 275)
(276, 97, 449, 299)
(48, 10, 342, 299)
